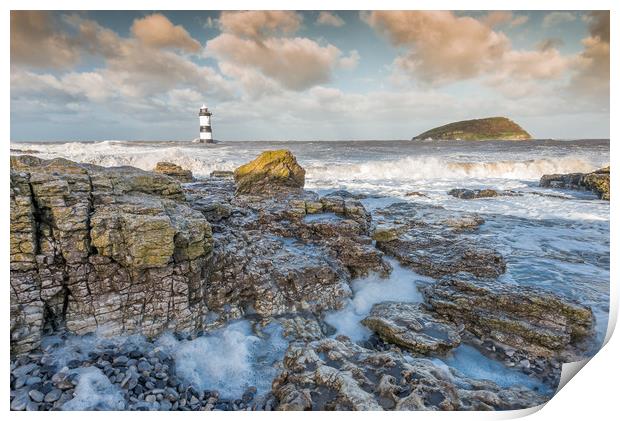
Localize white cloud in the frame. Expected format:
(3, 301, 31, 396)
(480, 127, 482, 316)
(542, 12, 576, 28)
(316, 11, 345, 27)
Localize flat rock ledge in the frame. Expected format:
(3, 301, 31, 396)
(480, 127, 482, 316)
(422, 274, 594, 358)
(361, 302, 461, 354)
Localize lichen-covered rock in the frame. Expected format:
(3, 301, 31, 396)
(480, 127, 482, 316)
(272, 337, 547, 410)
(361, 302, 461, 354)
(234, 150, 305, 195)
(153, 161, 194, 183)
(422, 274, 594, 358)
(10, 156, 213, 353)
(372, 202, 505, 279)
(540, 166, 610, 200)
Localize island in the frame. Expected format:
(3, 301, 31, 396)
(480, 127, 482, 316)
(412, 117, 532, 141)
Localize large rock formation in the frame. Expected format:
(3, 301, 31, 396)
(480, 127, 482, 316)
(412, 117, 532, 141)
(234, 150, 305, 195)
(182, 176, 390, 326)
(153, 162, 194, 183)
(10, 156, 213, 353)
(540, 166, 610, 200)
(422, 274, 594, 358)
(11, 154, 392, 354)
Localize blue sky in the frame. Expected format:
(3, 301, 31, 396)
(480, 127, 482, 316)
(10, 10, 609, 141)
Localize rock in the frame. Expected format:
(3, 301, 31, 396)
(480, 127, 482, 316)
(448, 188, 499, 199)
(404, 191, 428, 198)
(422, 274, 594, 358)
(582, 167, 610, 200)
(11, 390, 31, 410)
(540, 166, 610, 200)
(272, 336, 547, 410)
(373, 202, 504, 279)
(28, 389, 44, 402)
(234, 150, 305, 195)
(361, 302, 461, 354)
(153, 162, 194, 183)
(184, 177, 389, 324)
(10, 155, 214, 353)
(210, 170, 234, 178)
(44, 388, 62, 402)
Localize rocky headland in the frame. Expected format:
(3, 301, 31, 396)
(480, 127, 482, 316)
(412, 117, 532, 141)
(10, 150, 596, 411)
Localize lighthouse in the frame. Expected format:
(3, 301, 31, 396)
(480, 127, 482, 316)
(198, 104, 213, 143)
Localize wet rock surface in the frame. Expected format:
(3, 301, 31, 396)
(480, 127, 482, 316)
(422, 274, 594, 358)
(373, 202, 505, 279)
(272, 336, 547, 410)
(540, 166, 610, 200)
(11, 151, 600, 411)
(448, 188, 500, 199)
(361, 302, 461, 354)
(183, 175, 390, 326)
(153, 162, 194, 183)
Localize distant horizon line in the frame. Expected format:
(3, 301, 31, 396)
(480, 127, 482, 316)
(10, 138, 611, 144)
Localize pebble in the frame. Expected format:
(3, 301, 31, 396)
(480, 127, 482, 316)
(13, 363, 38, 378)
(44, 388, 62, 402)
(14, 376, 27, 389)
(10, 391, 30, 410)
(11, 336, 268, 412)
(28, 389, 45, 402)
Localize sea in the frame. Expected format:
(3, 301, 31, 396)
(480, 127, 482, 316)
(10, 138, 610, 405)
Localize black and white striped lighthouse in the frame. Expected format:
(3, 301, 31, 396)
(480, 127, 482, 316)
(198, 104, 213, 143)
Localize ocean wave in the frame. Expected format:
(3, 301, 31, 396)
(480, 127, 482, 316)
(11, 141, 604, 182)
(306, 156, 600, 181)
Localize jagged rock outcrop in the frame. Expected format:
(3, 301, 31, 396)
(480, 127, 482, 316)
(153, 162, 194, 183)
(272, 336, 547, 410)
(422, 274, 594, 358)
(361, 302, 461, 354)
(234, 150, 305, 195)
(372, 202, 505, 278)
(182, 176, 390, 326)
(540, 166, 610, 200)
(10, 156, 213, 353)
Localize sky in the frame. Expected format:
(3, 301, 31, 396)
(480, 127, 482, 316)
(10, 10, 610, 141)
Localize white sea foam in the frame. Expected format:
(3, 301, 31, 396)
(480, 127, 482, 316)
(156, 321, 288, 398)
(62, 367, 126, 410)
(325, 258, 431, 342)
(308, 156, 600, 182)
(432, 345, 552, 395)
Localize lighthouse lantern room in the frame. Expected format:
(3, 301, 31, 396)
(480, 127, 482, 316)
(198, 104, 213, 143)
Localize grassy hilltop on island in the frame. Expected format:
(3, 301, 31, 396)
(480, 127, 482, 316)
(412, 117, 532, 141)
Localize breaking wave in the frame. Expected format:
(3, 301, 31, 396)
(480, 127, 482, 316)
(11, 140, 604, 182)
(307, 156, 600, 182)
